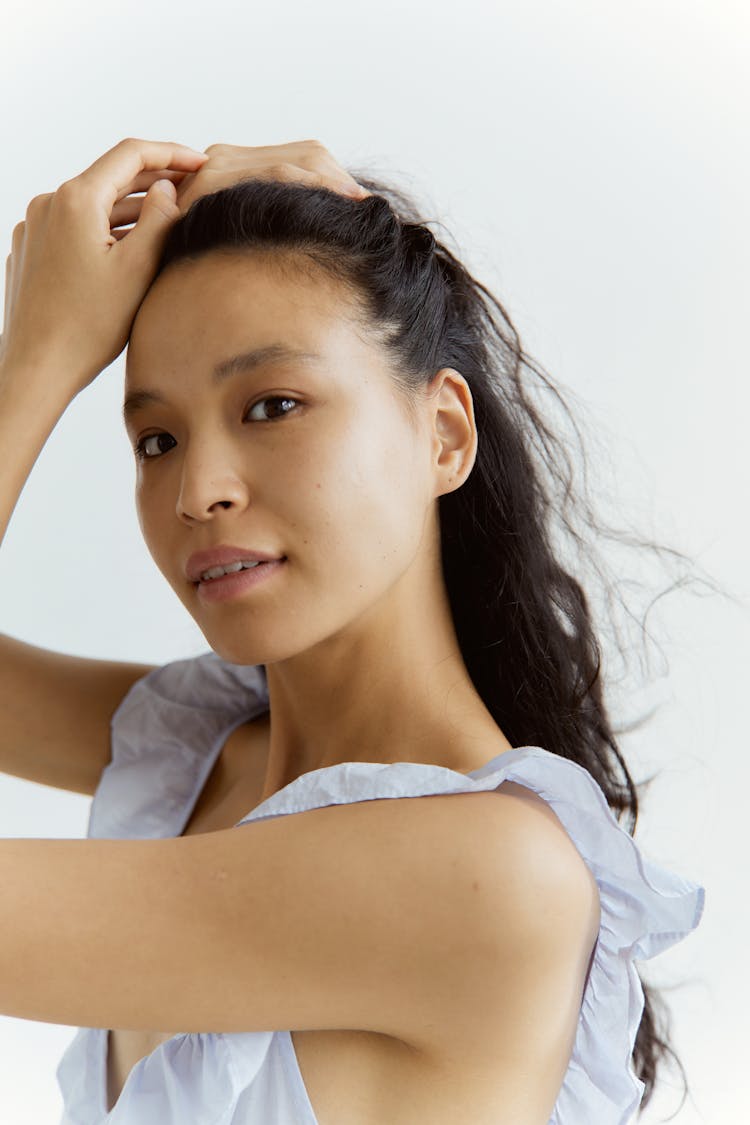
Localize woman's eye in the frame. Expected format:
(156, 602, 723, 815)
(245, 395, 301, 423)
(134, 433, 176, 461)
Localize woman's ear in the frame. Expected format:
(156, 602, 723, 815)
(429, 368, 478, 496)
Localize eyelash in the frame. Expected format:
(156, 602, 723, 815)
(132, 396, 302, 462)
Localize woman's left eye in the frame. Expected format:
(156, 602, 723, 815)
(245, 395, 301, 422)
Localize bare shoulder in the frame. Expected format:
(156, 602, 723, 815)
(420, 777, 600, 926)
(404, 780, 601, 1115)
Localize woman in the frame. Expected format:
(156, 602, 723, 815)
(0, 137, 704, 1124)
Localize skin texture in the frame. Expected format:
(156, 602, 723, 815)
(124, 249, 514, 801)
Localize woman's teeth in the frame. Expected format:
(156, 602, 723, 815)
(200, 560, 263, 582)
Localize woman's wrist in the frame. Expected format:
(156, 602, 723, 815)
(0, 357, 74, 549)
(0, 349, 77, 416)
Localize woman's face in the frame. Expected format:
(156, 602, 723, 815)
(124, 251, 440, 665)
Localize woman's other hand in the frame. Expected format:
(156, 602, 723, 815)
(168, 139, 371, 218)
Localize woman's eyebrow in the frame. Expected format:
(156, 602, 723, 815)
(122, 344, 323, 425)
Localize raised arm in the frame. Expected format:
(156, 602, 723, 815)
(0, 139, 209, 793)
(0, 352, 157, 793)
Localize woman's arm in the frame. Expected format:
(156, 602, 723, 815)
(0, 362, 157, 794)
(0, 786, 598, 1123)
(0, 142, 209, 791)
(0, 357, 70, 549)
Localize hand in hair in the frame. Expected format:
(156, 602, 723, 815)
(0, 137, 209, 393)
(172, 139, 371, 217)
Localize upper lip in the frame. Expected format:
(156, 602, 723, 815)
(186, 545, 286, 583)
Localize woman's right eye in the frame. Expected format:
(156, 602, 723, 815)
(134, 433, 176, 461)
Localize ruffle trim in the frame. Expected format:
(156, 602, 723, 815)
(235, 748, 705, 1124)
(481, 749, 705, 1123)
(93, 653, 705, 1123)
(89, 652, 267, 839)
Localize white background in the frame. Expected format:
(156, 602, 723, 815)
(0, 1, 746, 1121)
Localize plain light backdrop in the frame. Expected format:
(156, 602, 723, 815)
(0, 1, 746, 1122)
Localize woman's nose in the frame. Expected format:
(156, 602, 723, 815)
(175, 452, 250, 523)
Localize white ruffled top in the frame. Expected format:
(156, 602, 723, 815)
(55, 651, 705, 1124)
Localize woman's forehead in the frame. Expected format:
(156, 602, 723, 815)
(127, 256, 369, 377)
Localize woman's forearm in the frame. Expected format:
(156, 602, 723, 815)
(0, 358, 73, 550)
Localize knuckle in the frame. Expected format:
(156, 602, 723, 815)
(297, 151, 322, 170)
(55, 180, 91, 210)
(54, 179, 78, 202)
(25, 192, 51, 214)
(270, 162, 296, 179)
(302, 146, 338, 174)
(203, 143, 223, 155)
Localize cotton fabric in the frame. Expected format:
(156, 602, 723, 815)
(55, 650, 705, 1124)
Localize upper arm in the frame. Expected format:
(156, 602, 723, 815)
(4, 780, 597, 1024)
(2, 780, 600, 1124)
(0, 632, 156, 795)
(192, 783, 601, 1122)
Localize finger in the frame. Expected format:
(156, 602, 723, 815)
(10, 221, 26, 282)
(110, 196, 146, 226)
(211, 148, 361, 198)
(339, 178, 370, 198)
(114, 167, 191, 203)
(291, 145, 365, 197)
(172, 164, 311, 216)
(298, 157, 365, 197)
(4, 255, 12, 336)
(73, 139, 209, 204)
(176, 165, 362, 216)
(306, 171, 370, 198)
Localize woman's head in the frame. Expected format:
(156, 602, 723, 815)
(125, 172, 701, 1109)
(129, 178, 626, 797)
(125, 242, 477, 667)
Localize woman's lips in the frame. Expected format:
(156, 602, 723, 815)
(186, 546, 285, 582)
(195, 558, 287, 604)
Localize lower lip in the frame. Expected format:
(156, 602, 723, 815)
(194, 558, 286, 604)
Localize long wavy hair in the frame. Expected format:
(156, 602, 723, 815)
(152, 169, 720, 1113)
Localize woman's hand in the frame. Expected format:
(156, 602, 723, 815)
(1, 138, 209, 398)
(108, 139, 371, 238)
